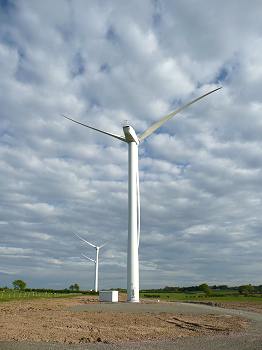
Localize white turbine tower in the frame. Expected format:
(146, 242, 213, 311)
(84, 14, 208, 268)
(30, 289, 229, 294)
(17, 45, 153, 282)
(64, 87, 221, 302)
(75, 233, 105, 292)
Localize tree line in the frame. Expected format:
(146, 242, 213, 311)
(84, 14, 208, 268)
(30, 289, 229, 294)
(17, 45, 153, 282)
(141, 283, 262, 295)
(0, 280, 82, 293)
(1, 280, 261, 296)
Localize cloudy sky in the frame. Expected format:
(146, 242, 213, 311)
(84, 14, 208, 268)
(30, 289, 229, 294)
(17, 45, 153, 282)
(1, 0, 262, 290)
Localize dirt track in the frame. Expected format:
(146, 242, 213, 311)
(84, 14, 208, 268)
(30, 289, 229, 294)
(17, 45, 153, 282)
(0, 296, 254, 345)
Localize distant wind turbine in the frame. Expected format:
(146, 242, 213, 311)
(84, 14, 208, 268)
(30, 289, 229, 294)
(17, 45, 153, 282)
(75, 233, 106, 292)
(64, 87, 222, 302)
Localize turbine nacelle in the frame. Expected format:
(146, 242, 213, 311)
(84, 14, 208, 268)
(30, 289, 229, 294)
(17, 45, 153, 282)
(123, 125, 139, 144)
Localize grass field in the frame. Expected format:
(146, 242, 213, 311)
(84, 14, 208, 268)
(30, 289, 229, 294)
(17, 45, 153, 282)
(140, 291, 262, 303)
(0, 290, 81, 302)
(1, 289, 261, 304)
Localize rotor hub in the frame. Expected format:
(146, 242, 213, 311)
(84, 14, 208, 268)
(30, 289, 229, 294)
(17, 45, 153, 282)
(123, 125, 139, 144)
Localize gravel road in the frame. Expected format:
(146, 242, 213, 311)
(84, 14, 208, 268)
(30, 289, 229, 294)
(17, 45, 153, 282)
(69, 301, 262, 321)
(0, 302, 261, 350)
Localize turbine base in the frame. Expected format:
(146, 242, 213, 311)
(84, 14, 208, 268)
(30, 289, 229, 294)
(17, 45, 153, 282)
(127, 299, 140, 303)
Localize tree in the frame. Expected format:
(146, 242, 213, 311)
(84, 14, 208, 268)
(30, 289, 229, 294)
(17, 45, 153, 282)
(239, 284, 254, 295)
(73, 283, 80, 291)
(12, 280, 26, 290)
(69, 283, 80, 291)
(199, 283, 212, 296)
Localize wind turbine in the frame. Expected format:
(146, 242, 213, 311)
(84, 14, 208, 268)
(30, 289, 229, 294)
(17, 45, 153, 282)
(75, 233, 105, 292)
(63, 87, 222, 302)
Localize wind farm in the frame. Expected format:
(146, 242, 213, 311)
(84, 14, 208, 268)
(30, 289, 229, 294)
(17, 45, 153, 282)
(74, 232, 106, 292)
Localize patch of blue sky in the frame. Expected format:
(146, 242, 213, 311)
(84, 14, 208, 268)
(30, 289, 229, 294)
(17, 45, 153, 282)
(15, 63, 42, 85)
(100, 63, 110, 73)
(214, 58, 239, 85)
(57, 154, 74, 162)
(215, 67, 229, 84)
(0, 131, 14, 146)
(106, 26, 119, 44)
(196, 81, 203, 89)
(0, 0, 15, 12)
(152, 13, 161, 28)
(14, 48, 42, 85)
(0, 3, 17, 45)
(17, 46, 26, 60)
(170, 97, 183, 110)
(152, 0, 162, 28)
(56, 21, 74, 43)
(1, 32, 17, 48)
(89, 97, 101, 109)
(71, 51, 85, 78)
(176, 161, 190, 169)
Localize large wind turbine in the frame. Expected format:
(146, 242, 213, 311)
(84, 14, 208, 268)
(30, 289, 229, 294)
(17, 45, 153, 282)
(75, 233, 105, 292)
(64, 87, 221, 302)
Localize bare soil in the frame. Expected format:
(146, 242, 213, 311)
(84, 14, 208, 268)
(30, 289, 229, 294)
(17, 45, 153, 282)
(0, 296, 250, 344)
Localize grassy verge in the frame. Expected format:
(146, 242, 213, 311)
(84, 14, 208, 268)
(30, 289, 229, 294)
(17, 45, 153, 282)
(0, 291, 82, 302)
(140, 292, 262, 303)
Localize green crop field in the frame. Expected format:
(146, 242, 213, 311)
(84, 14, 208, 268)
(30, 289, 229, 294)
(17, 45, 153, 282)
(140, 291, 262, 303)
(1, 289, 261, 304)
(0, 290, 82, 302)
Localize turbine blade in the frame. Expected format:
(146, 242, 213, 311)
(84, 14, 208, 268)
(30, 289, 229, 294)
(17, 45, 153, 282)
(138, 87, 222, 141)
(74, 233, 96, 248)
(99, 243, 107, 249)
(62, 115, 126, 142)
(81, 253, 95, 263)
